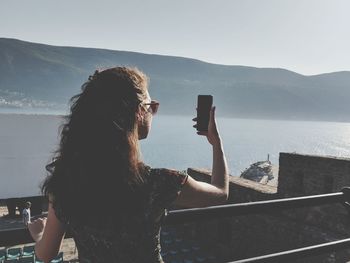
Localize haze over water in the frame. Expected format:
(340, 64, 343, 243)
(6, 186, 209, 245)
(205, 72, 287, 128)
(1, 113, 350, 198)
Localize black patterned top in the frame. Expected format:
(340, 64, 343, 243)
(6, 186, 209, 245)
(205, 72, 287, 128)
(55, 167, 188, 263)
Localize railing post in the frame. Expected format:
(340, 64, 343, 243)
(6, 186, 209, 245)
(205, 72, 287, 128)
(341, 187, 350, 214)
(341, 187, 350, 201)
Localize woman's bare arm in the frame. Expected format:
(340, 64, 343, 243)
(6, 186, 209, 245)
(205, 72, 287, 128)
(174, 106, 229, 208)
(28, 203, 66, 263)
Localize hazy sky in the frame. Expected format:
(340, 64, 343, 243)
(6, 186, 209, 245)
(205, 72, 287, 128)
(1, 0, 349, 75)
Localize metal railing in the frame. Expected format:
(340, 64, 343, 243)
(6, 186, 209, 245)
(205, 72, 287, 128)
(164, 190, 347, 224)
(229, 238, 350, 263)
(1, 188, 350, 262)
(163, 187, 350, 262)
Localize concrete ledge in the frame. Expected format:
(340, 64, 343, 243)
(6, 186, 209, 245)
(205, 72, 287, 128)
(229, 176, 277, 194)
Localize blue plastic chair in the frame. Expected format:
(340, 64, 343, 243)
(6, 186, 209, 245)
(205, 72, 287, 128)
(50, 252, 63, 263)
(22, 246, 35, 257)
(35, 252, 63, 263)
(6, 248, 21, 260)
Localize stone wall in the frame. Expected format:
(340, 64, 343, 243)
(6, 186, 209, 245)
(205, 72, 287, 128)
(278, 152, 350, 197)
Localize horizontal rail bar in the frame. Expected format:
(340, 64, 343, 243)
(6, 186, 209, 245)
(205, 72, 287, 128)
(164, 192, 345, 225)
(230, 238, 350, 263)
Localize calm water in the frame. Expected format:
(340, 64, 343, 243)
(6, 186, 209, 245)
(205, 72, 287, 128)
(141, 115, 350, 174)
(1, 113, 350, 197)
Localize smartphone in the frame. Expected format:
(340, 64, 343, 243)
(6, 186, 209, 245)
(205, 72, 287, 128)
(197, 95, 213, 131)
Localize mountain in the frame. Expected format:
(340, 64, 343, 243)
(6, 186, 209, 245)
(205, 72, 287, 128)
(0, 37, 349, 121)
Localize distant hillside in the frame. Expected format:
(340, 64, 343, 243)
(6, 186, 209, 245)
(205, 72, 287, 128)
(1, 38, 350, 121)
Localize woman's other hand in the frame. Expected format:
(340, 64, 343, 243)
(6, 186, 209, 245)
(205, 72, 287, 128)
(28, 217, 47, 242)
(193, 106, 221, 146)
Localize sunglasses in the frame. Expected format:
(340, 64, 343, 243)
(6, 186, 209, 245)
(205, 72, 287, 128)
(143, 100, 160, 115)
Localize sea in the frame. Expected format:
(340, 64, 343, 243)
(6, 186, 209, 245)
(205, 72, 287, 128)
(1, 113, 350, 198)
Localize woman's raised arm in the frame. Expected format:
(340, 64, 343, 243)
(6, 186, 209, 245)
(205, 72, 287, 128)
(174, 106, 229, 208)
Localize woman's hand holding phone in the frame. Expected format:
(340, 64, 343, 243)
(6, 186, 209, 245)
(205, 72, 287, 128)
(193, 106, 221, 147)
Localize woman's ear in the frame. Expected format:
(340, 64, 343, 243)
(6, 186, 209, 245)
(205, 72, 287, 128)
(136, 104, 144, 121)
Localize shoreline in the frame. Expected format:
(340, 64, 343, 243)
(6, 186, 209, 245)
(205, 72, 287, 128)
(1, 111, 350, 124)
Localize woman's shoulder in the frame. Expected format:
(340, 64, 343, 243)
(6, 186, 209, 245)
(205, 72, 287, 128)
(145, 167, 188, 208)
(147, 167, 189, 186)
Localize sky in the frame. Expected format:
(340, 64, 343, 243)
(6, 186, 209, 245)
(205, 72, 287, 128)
(1, 0, 350, 75)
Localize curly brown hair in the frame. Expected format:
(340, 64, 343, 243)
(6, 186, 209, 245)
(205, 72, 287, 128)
(42, 67, 150, 224)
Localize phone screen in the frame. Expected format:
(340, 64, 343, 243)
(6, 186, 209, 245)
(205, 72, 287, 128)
(197, 95, 213, 131)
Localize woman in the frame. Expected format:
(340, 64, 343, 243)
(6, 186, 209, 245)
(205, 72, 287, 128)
(28, 67, 228, 263)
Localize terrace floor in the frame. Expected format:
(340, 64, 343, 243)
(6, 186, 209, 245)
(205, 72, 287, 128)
(0, 205, 79, 262)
